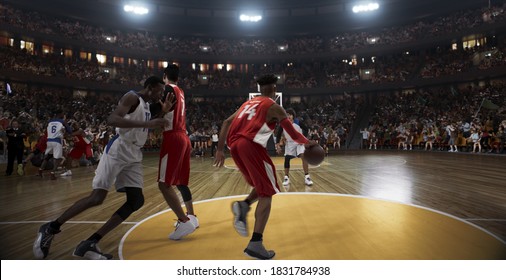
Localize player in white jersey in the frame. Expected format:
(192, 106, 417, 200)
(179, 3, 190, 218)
(39, 109, 72, 180)
(275, 108, 313, 187)
(33, 76, 173, 260)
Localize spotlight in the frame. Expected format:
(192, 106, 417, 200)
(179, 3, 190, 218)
(239, 14, 262, 22)
(124, 4, 149, 15)
(352, 3, 379, 13)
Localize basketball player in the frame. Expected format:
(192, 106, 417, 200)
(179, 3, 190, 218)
(158, 64, 198, 240)
(60, 121, 93, 177)
(275, 108, 313, 187)
(39, 109, 72, 180)
(23, 129, 47, 170)
(214, 74, 317, 260)
(33, 76, 171, 260)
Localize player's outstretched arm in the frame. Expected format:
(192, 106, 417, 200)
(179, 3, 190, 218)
(214, 110, 238, 168)
(267, 103, 311, 146)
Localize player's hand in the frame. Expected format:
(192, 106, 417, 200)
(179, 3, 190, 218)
(213, 150, 225, 168)
(275, 144, 283, 155)
(304, 140, 318, 149)
(160, 92, 176, 114)
(146, 118, 169, 128)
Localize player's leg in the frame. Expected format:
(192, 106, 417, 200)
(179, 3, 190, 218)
(232, 139, 277, 259)
(158, 134, 195, 240)
(73, 186, 143, 260)
(298, 145, 313, 186)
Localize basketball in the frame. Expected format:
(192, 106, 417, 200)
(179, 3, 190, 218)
(303, 144, 325, 165)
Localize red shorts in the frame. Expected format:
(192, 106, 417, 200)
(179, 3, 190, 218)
(230, 137, 280, 197)
(158, 132, 191, 185)
(68, 147, 92, 160)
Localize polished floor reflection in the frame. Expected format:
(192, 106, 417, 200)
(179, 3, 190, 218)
(0, 150, 505, 259)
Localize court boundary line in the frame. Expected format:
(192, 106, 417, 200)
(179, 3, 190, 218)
(118, 193, 505, 259)
(0, 220, 138, 225)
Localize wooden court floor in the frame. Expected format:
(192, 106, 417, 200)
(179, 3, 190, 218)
(0, 150, 505, 260)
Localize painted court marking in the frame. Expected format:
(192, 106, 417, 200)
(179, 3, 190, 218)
(118, 193, 506, 259)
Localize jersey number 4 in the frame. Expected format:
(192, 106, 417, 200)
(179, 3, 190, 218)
(238, 104, 259, 120)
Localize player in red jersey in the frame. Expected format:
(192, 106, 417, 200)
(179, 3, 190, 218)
(60, 122, 93, 176)
(214, 74, 317, 259)
(157, 64, 197, 240)
(23, 130, 48, 171)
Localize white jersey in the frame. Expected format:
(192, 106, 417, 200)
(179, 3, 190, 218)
(283, 122, 305, 156)
(283, 122, 303, 144)
(47, 119, 67, 143)
(116, 91, 150, 147)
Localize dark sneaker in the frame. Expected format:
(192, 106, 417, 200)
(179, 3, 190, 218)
(231, 201, 250, 237)
(72, 240, 113, 260)
(33, 222, 61, 259)
(244, 241, 275, 260)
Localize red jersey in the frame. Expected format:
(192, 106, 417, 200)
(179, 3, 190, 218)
(163, 84, 186, 133)
(72, 134, 87, 150)
(227, 96, 276, 148)
(35, 133, 48, 152)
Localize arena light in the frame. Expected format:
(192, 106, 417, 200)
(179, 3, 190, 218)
(352, 3, 379, 13)
(124, 4, 149, 15)
(239, 14, 262, 22)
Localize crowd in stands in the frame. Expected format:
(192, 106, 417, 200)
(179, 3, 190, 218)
(1, 77, 505, 178)
(2, 41, 505, 90)
(1, 2, 506, 178)
(1, 3, 505, 55)
(0, 81, 363, 172)
(362, 82, 506, 153)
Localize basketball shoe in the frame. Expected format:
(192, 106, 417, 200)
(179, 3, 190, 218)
(173, 214, 199, 228)
(304, 174, 313, 186)
(73, 240, 113, 260)
(33, 222, 61, 259)
(188, 214, 199, 228)
(232, 201, 250, 237)
(282, 176, 290, 186)
(169, 219, 196, 240)
(244, 241, 275, 260)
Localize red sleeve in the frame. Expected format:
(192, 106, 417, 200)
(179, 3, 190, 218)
(280, 118, 308, 144)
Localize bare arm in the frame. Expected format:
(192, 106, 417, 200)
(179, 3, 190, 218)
(108, 92, 168, 129)
(213, 110, 238, 167)
(267, 103, 310, 145)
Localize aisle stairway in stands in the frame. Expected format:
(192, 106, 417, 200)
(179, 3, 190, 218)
(346, 95, 377, 149)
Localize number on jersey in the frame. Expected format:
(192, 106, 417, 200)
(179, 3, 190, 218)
(238, 104, 259, 120)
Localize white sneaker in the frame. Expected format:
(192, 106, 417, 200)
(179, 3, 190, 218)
(60, 170, 72, 177)
(174, 215, 199, 228)
(169, 220, 196, 240)
(304, 175, 313, 186)
(282, 176, 290, 186)
(188, 214, 199, 228)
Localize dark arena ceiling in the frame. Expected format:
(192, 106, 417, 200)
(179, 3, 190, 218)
(5, 0, 496, 37)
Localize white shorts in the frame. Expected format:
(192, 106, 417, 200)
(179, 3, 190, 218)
(284, 141, 305, 157)
(92, 136, 143, 192)
(45, 141, 63, 159)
